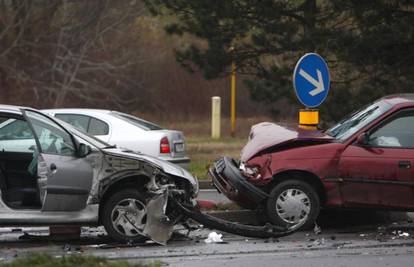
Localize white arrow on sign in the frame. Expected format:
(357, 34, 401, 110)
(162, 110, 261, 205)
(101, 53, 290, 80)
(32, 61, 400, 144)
(299, 69, 325, 96)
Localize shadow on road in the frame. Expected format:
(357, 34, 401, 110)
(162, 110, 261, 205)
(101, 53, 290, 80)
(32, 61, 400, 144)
(317, 209, 410, 231)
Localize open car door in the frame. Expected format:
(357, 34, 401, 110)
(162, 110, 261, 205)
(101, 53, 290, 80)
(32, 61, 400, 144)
(23, 109, 94, 211)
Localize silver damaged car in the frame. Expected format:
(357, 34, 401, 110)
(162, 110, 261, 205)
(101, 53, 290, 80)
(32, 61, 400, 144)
(0, 105, 198, 244)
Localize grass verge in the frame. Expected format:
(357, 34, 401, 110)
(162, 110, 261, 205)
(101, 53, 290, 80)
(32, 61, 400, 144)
(187, 136, 246, 179)
(161, 116, 294, 180)
(0, 254, 160, 267)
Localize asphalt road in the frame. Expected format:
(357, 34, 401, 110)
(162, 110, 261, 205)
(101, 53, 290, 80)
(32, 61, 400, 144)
(198, 189, 231, 204)
(0, 190, 413, 266)
(0, 209, 412, 266)
(0, 224, 413, 267)
(161, 242, 414, 267)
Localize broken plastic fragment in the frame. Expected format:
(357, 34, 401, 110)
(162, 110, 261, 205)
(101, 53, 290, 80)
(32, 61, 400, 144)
(143, 189, 173, 245)
(204, 232, 223, 243)
(392, 230, 410, 238)
(398, 231, 410, 237)
(312, 238, 325, 246)
(314, 223, 322, 235)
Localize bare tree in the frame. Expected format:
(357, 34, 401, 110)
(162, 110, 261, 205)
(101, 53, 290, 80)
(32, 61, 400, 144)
(0, 0, 154, 109)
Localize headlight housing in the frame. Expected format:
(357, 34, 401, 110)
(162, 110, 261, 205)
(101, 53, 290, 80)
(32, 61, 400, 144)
(239, 162, 261, 180)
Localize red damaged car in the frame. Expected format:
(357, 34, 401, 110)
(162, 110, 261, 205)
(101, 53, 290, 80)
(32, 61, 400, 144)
(210, 94, 414, 229)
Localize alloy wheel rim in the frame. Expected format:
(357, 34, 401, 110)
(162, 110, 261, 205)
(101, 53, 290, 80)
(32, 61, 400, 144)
(275, 188, 311, 227)
(111, 198, 147, 237)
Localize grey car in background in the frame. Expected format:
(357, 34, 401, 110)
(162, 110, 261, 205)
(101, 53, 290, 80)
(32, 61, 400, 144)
(0, 105, 198, 244)
(43, 109, 190, 169)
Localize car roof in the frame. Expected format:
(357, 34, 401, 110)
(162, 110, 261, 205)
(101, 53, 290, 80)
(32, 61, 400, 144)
(43, 108, 113, 115)
(381, 94, 414, 106)
(0, 104, 28, 113)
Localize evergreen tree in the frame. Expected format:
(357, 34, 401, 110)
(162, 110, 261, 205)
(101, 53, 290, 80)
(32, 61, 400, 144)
(145, 0, 414, 121)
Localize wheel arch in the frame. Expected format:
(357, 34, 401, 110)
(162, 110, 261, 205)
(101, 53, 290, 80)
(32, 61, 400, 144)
(98, 174, 150, 223)
(269, 169, 327, 206)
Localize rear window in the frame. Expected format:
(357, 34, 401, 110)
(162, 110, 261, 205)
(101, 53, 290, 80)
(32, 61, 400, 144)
(55, 114, 109, 136)
(55, 114, 89, 132)
(89, 118, 109, 135)
(111, 112, 162, 131)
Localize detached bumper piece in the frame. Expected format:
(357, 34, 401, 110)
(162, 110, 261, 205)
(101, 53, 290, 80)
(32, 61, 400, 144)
(170, 196, 294, 239)
(209, 156, 268, 208)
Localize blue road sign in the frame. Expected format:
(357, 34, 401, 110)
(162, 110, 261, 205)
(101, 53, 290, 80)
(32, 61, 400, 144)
(293, 53, 330, 108)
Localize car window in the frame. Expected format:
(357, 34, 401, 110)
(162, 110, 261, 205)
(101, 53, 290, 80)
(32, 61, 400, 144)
(55, 114, 89, 133)
(25, 111, 76, 156)
(326, 101, 392, 141)
(55, 118, 112, 149)
(111, 112, 162, 131)
(0, 119, 34, 140)
(369, 110, 414, 148)
(0, 117, 36, 153)
(88, 118, 109, 135)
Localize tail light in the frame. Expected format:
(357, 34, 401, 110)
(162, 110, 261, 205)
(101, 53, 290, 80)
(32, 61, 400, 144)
(160, 137, 170, 154)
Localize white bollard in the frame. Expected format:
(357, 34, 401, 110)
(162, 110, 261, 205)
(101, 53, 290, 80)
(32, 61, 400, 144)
(211, 96, 221, 139)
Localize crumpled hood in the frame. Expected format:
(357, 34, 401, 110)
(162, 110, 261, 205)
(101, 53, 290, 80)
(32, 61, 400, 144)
(241, 122, 334, 162)
(103, 148, 198, 193)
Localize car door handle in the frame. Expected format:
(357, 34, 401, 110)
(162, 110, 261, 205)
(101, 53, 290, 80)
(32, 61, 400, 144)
(398, 161, 411, 169)
(50, 163, 58, 173)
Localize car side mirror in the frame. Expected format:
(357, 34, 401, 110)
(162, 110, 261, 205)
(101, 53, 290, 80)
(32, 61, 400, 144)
(356, 133, 369, 146)
(78, 143, 92, 157)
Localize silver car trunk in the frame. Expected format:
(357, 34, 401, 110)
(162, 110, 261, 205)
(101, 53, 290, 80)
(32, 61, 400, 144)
(155, 130, 186, 158)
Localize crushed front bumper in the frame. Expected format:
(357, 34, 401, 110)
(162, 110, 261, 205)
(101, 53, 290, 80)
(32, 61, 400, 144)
(209, 157, 269, 209)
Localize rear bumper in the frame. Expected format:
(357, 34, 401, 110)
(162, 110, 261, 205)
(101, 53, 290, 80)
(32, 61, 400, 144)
(209, 157, 268, 209)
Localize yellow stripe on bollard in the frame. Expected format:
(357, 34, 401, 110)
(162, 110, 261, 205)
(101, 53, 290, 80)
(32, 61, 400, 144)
(299, 109, 319, 129)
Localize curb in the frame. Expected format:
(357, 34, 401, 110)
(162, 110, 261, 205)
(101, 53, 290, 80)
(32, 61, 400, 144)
(199, 180, 213, 190)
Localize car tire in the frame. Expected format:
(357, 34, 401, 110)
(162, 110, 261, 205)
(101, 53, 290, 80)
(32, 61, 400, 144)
(266, 179, 320, 230)
(102, 189, 148, 243)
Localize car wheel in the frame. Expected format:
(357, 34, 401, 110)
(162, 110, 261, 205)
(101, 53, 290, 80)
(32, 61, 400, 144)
(266, 180, 320, 230)
(102, 189, 148, 243)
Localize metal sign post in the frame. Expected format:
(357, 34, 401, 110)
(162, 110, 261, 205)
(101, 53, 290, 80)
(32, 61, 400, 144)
(230, 62, 236, 137)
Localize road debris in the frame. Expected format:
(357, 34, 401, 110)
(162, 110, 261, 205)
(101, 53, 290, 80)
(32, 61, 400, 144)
(142, 190, 173, 245)
(307, 237, 326, 247)
(204, 232, 223, 243)
(170, 193, 296, 239)
(392, 230, 410, 237)
(62, 244, 82, 253)
(314, 223, 322, 235)
(377, 226, 387, 235)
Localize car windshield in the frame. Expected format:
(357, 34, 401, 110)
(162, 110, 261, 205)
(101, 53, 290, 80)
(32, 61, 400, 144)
(326, 101, 392, 141)
(55, 118, 113, 149)
(111, 111, 162, 131)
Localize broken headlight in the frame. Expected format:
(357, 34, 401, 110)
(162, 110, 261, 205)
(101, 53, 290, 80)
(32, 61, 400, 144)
(239, 162, 261, 180)
(156, 175, 175, 186)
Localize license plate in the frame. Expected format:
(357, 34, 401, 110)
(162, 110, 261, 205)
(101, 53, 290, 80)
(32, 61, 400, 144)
(174, 143, 184, 152)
